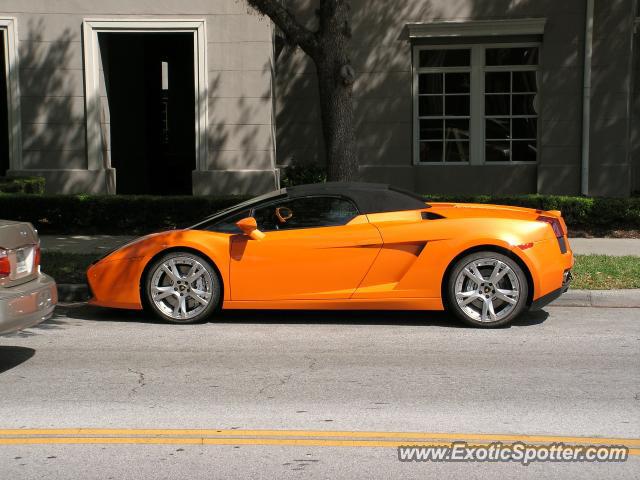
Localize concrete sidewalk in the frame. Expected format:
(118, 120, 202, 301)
(41, 235, 136, 254)
(40, 235, 640, 256)
(567, 238, 640, 256)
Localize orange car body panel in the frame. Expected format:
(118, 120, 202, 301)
(230, 222, 382, 300)
(87, 202, 573, 312)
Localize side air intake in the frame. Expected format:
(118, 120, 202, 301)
(421, 212, 445, 220)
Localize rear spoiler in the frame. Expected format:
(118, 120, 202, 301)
(538, 209, 562, 218)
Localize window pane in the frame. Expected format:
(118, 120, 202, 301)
(445, 72, 470, 93)
(419, 73, 443, 94)
(420, 141, 443, 162)
(485, 118, 510, 140)
(445, 119, 469, 140)
(512, 94, 537, 115)
(485, 141, 510, 162)
(254, 197, 358, 231)
(419, 49, 470, 67)
(513, 71, 538, 93)
(512, 118, 537, 139)
(485, 95, 510, 116)
(253, 204, 279, 231)
(420, 119, 443, 140)
(419, 96, 443, 116)
(485, 72, 510, 93)
(512, 140, 537, 162)
(486, 47, 538, 66)
(445, 95, 470, 116)
(445, 141, 469, 162)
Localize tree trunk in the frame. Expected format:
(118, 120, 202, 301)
(247, 0, 359, 182)
(315, 55, 359, 182)
(313, 1, 358, 182)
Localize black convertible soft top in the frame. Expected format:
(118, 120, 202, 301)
(285, 182, 427, 214)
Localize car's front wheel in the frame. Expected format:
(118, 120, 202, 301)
(144, 251, 221, 324)
(446, 251, 528, 328)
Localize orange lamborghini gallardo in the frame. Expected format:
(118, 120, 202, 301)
(87, 183, 573, 328)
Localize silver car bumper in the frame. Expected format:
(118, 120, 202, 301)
(0, 273, 58, 335)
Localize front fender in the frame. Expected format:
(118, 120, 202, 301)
(87, 230, 231, 310)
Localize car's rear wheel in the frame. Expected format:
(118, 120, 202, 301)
(144, 251, 221, 324)
(446, 251, 528, 328)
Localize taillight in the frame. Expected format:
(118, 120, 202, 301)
(536, 215, 564, 238)
(537, 215, 568, 253)
(34, 245, 41, 270)
(0, 248, 10, 278)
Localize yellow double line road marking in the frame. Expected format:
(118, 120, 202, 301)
(0, 429, 638, 453)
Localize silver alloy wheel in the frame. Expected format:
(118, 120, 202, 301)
(149, 256, 214, 321)
(453, 257, 521, 323)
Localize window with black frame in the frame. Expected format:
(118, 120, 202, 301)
(484, 46, 539, 163)
(416, 48, 471, 163)
(413, 44, 540, 164)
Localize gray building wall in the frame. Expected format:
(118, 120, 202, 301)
(1, 0, 277, 194)
(0, 1, 637, 196)
(275, 0, 637, 196)
(630, 15, 640, 194)
(587, 0, 636, 196)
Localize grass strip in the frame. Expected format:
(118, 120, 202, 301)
(571, 254, 640, 290)
(41, 252, 98, 285)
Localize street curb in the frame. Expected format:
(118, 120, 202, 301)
(56, 284, 640, 308)
(57, 284, 90, 303)
(550, 289, 640, 308)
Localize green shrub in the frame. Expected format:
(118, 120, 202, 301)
(0, 176, 45, 194)
(0, 195, 248, 235)
(423, 194, 640, 229)
(280, 162, 327, 187)
(0, 192, 638, 235)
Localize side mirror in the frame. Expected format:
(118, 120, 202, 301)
(236, 217, 265, 240)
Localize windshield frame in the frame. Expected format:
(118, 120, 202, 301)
(189, 190, 287, 230)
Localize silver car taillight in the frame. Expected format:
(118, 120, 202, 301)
(0, 248, 9, 278)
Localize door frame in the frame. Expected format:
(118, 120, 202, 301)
(0, 17, 22, 171)
(82, 19, 208, 183)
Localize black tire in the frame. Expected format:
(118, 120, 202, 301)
(446, 251, 528, 328)
(143, 251, 221, 324)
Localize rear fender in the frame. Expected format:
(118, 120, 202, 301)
(396, 236, 540, 301)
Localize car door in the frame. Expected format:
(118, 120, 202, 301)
(229, 196, 382, 301)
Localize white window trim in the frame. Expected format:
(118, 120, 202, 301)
(0, 17, 22, 171)
(82, 19, 208, 174)
(412, 42, 541, 166)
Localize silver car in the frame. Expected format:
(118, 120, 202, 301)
(0, 220, 57, 334)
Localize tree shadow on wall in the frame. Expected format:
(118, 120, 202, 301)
(18, 19, 87, 193)
(268, 0, 586, 194)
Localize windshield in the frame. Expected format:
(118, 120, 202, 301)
(189, 189, 287, 230)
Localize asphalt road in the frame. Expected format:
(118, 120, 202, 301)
(0, 305, 638, 479)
